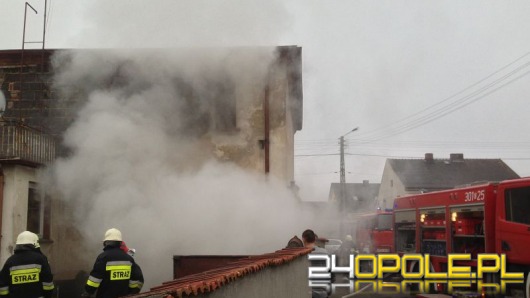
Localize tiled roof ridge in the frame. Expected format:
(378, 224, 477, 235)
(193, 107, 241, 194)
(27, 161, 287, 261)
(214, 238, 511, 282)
(128, 247, 313, 298)
(390, 157, 504, 161)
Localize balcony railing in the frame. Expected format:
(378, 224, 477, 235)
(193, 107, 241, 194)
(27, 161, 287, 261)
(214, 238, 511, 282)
(0, 120, 56, 165)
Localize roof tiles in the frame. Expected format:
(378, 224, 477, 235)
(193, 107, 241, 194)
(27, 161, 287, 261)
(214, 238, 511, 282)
(389, 158, 519, 190)
(128, 247, 312, 298)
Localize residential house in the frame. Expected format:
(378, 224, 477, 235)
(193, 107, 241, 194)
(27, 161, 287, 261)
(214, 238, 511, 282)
(378, 153, 520, 210)
(328, 180, 380, 211)
(0, 120, 56, 259)
(0, 46, 303, 296)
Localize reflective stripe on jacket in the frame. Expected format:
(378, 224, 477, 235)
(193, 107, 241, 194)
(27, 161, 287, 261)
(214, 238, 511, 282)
(0, 246, 54, 298)
(85, 244, 144, 298)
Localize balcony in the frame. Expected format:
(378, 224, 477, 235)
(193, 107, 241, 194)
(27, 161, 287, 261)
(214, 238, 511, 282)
(0, 120, 56, 166)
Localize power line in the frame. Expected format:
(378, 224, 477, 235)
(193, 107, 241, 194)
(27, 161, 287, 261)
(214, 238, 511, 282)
(295, 139, 530, 154)
(295, 153, 417, 158)
(351, 65, 530, 143)
(295, 152, 530, 160)
(297, 51, 530, 144)
(294, 52, 530, 181)
(350, 50, 530, 141)
(295, 153, 340, 157)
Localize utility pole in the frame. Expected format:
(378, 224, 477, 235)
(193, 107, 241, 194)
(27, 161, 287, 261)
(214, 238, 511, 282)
(339, 136, 346, 185)
(338, 127, 358, 237)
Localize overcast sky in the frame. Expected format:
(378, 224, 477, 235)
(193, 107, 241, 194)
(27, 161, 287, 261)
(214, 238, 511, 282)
(2, 0, 530, 201)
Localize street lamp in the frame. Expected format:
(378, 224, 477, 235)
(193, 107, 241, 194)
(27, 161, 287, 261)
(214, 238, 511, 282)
(339, 127, 359, 184)
(338, 127, 359, 237)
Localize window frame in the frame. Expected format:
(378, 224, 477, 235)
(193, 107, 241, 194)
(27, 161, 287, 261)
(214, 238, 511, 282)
(27, 182, 52, 241)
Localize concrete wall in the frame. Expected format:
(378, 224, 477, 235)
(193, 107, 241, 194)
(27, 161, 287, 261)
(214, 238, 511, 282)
(269, 64, 293, 185)
(0, 163, 88, 295)
(204, 257, 309, 298)
(0, 164, 36, 264)
(139, 255, 311, 298)
(210, 78, 268, 176)
(209, 59, 297, 187)
(0, 164, 85, 279)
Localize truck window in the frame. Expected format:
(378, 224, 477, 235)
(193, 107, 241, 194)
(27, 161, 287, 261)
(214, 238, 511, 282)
(505, 186, 530, 225)
(377, 214, 393, 230)
(359, 216, 376, 230)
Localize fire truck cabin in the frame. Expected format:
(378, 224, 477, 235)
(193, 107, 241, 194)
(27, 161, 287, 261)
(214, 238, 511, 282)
(393, 177, 530, 291)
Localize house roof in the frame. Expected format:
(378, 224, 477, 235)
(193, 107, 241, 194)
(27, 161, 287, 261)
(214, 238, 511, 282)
(128, 247, 312, 298)
(328, 182, 380, 202)
(388, 155, 520, 191)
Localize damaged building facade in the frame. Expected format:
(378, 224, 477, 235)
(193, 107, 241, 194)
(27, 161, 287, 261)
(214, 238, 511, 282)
(0, 46, 303, 293)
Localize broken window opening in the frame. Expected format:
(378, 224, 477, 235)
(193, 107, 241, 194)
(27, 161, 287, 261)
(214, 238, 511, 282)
(210, 79, 237, 133)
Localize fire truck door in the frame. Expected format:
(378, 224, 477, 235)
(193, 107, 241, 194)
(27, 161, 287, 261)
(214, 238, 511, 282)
(496, 185, 530, 264)
(496, 219, 530, 263)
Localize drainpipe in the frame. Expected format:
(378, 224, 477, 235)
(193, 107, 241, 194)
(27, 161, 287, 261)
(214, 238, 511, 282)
(0, 168, 4, 253)
(263, 85, 270, 174)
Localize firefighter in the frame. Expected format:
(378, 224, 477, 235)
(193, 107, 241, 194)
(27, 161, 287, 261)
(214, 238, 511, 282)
(285, 235, 304, 248)
(0, 231, 54, 298)
(82, 228, 144, 298)
(337, 235, 355, 266)
(302, 229, 330, 298)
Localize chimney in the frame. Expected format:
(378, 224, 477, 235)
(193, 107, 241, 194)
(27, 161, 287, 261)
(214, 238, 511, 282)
(450, 153, 464, 162)
(425, 153, 434, 163)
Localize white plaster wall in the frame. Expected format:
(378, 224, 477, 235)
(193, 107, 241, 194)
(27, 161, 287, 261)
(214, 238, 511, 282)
(269, 80, 289, 185)
(0, 165, 83, 282)
(284, 100, 296, 185)
(269, 65, 297, 187)
(378, 162, 406, 210)
(0, 164, 37, 265)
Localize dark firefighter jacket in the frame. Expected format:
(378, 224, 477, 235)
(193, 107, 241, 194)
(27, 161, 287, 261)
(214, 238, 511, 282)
(85, 243, 144, 298)
(0, 245, 54, 298)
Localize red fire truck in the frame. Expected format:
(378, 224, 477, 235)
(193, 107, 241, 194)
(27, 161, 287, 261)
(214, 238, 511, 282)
(353, 210, 394, 254)
(393, 177, 530, 297)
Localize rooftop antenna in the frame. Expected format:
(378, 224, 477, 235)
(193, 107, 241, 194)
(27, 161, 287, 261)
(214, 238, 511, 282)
(20, 0, 48, 100)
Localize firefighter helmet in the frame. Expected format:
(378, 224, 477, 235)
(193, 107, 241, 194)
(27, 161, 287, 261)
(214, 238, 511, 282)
(31, 232, 41, 248)
(16, 231, 38, 246)
(104, 228, 122, 241)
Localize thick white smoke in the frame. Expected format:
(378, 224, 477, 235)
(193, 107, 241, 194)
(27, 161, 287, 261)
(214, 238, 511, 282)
(50, 49, 323, 289)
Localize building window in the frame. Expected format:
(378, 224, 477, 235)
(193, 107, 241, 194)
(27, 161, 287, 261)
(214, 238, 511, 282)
(210, 79, 236, 132)
(390, 180, 394, 187)
(27, 182, 51, 240)
(173, 77, 237, 136)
